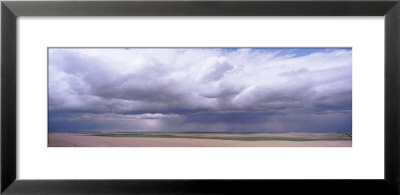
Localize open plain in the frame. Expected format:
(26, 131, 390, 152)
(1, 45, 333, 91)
(49, 132, 352, 147)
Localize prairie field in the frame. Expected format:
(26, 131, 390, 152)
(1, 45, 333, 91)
(48, 132, 352, 147)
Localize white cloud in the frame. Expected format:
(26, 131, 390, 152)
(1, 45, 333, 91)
(48, 48, 352, 132)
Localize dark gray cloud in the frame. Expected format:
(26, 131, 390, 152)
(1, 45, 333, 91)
(49, 48, 352, 132)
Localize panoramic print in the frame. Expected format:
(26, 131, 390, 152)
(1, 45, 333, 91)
(48, 48, 352, 147)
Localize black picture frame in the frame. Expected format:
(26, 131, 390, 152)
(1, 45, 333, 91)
(1, 0, 399, 194)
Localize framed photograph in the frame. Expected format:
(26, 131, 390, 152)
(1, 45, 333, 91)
(2, 0, 399, 194)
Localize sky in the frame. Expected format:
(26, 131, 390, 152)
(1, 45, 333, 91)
(48, 48, 352, 133)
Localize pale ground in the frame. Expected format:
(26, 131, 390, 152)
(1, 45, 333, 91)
(49, 132, 352, 147)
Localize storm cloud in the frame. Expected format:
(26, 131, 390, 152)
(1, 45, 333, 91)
(49, 48, 352, 132)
